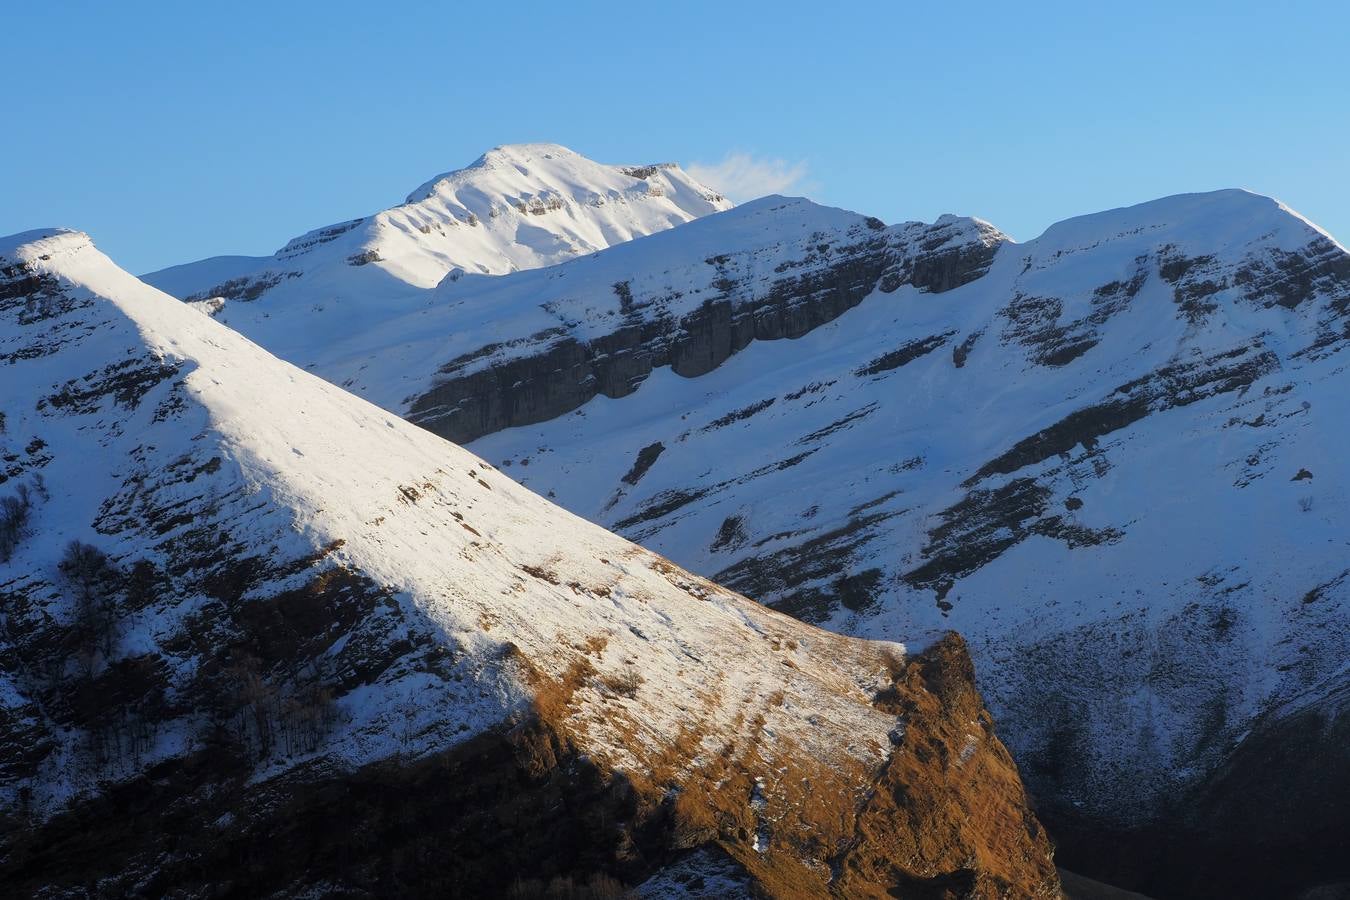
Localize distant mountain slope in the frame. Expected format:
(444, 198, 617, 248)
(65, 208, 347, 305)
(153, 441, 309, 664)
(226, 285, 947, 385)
(141, 143, 728, 349)
(0, 229, 1057, 897)
(143, 190, 1002, 446)
(455, 189, 1350, 898)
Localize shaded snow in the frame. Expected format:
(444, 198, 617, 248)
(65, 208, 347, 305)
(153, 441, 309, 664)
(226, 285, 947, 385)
(461, 188, 1350, 823)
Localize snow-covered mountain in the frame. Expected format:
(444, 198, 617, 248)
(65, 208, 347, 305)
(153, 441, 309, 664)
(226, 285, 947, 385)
(0, 230, 1058, 896)
(459, 189, 1350, 898)
(140, 144, 728, 362)
(147, 171, 1350, 895)
(145, 190, 1003, 445)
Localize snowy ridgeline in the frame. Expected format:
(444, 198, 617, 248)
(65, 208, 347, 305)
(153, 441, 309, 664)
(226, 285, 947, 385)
(0, 227, 908, 818)
(2, 223, 1071, 897)
(141, 143, 729, 357)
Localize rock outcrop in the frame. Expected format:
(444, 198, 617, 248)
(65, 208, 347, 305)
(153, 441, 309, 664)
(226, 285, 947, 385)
(406, 200, 1004, 443)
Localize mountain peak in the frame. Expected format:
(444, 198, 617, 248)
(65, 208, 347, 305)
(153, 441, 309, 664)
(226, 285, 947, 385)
(0, 227, 91, 261)
(145, 146, 731, 304)
(484, 140, 578, 158)
(402, 142, 724, 209)
(1032, 187, 1324, 251)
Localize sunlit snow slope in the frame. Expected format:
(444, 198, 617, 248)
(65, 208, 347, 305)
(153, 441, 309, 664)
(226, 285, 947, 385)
(0, 229, 1057, 897)
(142, 144, 728, 362)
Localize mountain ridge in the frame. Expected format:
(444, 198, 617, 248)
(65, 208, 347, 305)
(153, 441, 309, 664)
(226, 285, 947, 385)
(0, 227, 1059, 896)
(143, 143, 730, 297)
(456, 184, 1350, 896)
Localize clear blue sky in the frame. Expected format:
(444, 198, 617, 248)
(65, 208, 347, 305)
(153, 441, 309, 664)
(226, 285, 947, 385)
(3, 1, 1346, 274)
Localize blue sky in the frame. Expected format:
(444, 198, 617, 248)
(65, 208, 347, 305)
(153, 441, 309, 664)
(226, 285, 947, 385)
(3, 1, 1346, 274)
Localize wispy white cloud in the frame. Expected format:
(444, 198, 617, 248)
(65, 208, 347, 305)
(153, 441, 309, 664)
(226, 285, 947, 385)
(687, 152, 813, 202)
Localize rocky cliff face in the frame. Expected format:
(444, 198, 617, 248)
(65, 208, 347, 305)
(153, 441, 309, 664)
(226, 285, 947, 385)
(460, 190, 1350, 898)
(145, 185, 1004, 449)
(406, 201, 1004, 443)
(0, 230, 1058, 898)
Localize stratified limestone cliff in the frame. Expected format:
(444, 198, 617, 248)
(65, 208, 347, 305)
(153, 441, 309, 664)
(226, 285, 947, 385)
(407, 203, 1004, 444)
(459, 190, 1350, 899)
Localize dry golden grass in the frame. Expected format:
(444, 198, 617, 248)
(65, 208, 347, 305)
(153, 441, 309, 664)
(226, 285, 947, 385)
(509, 625, 1057, 897)
(596, 670, 643, 698)
(576, 633, 608, 656)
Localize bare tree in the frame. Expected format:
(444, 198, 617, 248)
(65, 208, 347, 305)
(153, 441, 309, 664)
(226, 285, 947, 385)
(0, 484, 33, 562)
(61, 540, 120, 670)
